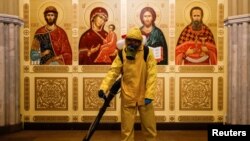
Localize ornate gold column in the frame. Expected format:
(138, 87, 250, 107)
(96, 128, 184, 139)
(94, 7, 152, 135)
(225, 0, 250, 124)
(0, 14, 23, 128)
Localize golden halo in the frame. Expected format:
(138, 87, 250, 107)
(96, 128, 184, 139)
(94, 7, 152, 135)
(134, 2, 162, 26)
(81, 2, 114, 28)
(37, 1, 64, 25)
(183, 1, 211, 24)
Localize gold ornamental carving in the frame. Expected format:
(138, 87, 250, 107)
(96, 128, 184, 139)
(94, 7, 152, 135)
(169, 77, 175, 111)
(153, 77, 164, 111)
(24, 37, 29, 61)
(24, 77, 30, 111)
(81, 116, 118, 122)
(169, 115, 175, 122)
(157, 66, 166, 72)
(218, 77, 223, 111)
(178, 116, 214, 122)
(83, 78, 116, 111)
(81, 65, 111, 73)
(24, 116, 30, 122)
(23, 3, 29, 61)
(217, 115, 223, 122)
(35, 77, 68, 111)
(180, 77, 213, 110)
(155, 116, 167, 122)
(170, 38, 175, 61)
(73, 66, 78, 72)
(179, 66, 215, 73)
(23, 65, 29, 73)
(33, 116, 69, 122)
(218, 37, 224, 61)
(73, 77, 78, 111)
(72, 3, 78, 62)
(169, 65, 175, 72)
(23, 3, 29, 28)
(72, 116, 78, 122)
(218, 65, 224, 73)
(218, 4, 224, 28)
(33, 66, 69, 73)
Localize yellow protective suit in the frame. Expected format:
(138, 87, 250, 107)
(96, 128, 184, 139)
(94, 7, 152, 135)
(100, 27, 157, 141)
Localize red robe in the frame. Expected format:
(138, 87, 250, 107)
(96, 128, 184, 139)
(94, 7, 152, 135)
(94, 31, 117, 63)
(176, 24, 217, 65)
(79, 28, 108, 65)
(34, 25, 72, 65)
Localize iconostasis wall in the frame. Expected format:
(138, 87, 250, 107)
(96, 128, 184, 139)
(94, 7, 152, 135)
(20, 0, 228, 123)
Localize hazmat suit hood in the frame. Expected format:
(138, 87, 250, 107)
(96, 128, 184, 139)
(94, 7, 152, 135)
(125, 27, 143, 60)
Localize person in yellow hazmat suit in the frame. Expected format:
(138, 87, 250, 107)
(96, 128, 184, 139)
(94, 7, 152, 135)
(98, 27, 157, 141)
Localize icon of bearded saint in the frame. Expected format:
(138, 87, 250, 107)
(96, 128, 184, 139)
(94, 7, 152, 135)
(175, 6, 217, 65)
(30, 6, 72, 65)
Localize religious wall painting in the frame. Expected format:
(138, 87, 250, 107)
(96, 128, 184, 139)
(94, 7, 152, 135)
(139, 6, 168, 65)
(127, 0, 169, 65)
(175, 0, 218, 65)
(79, 1, 120, 65)
(30, 1, 73, 65)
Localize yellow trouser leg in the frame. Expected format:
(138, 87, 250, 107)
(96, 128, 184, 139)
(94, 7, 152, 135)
(138, 103, 157, 141)
(121, 105, 137, 141)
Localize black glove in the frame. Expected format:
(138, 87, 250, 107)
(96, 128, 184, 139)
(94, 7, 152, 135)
(98, 90, 106, 99)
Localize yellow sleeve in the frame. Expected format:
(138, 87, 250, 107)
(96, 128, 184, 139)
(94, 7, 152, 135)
(100, 55, 123, 93)
(145, 48, 157, 100)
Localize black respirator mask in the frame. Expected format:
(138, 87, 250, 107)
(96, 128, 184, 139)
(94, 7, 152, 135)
(125, 38, 141, 60)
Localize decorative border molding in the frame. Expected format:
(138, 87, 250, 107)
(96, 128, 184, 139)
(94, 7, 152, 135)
(154, 77, 165, 111)
(33, 116, 69, 122)
(72, 116, 78, 122)
(33, 66, 69, 73)
(169, 115, 175, 122)
(23, 37, 29, 61)
(224, 14, 250, 25)
(81, 65, 167, 73)
(178, 116, 214, 122)
(23, 3, 29, 28)
(73, 77, 78, 111)
(218, 37, 224, 61)
(72, 3, 78, 62)
(218, 65, 224, 73)
(218, 3, 224, 28)
(217, 115, 223, 122)
(169, 77, 175, 111)
(23, 65, 29, 73)
(179, 66, 215, 73)
(218, 77, 223, 111)
(24, 77, 30, 111)
(23, 3, 29, 61)
(81, 65, 111, 73)
(157, 66, 167, 73)
(81, 116, 118, 122)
